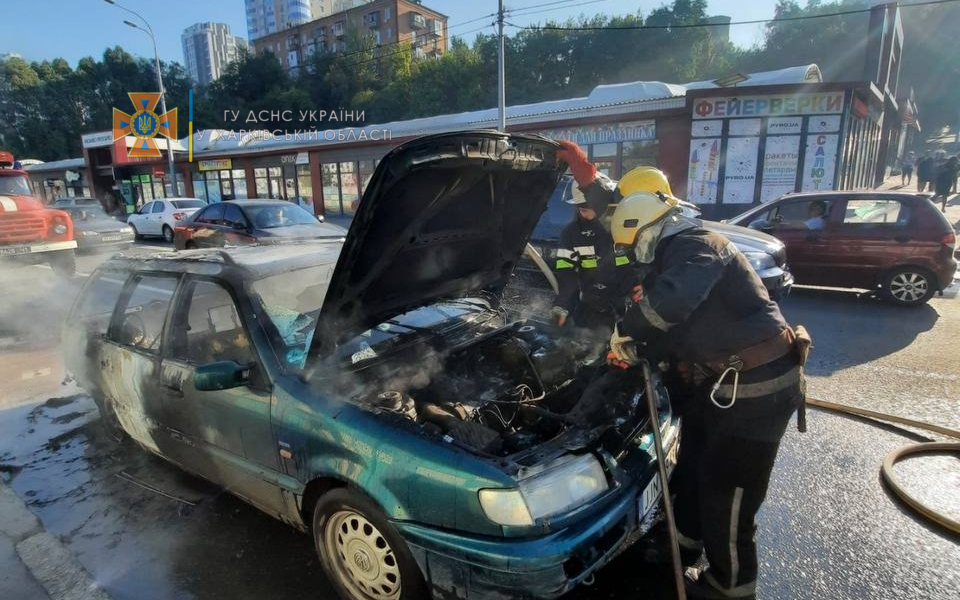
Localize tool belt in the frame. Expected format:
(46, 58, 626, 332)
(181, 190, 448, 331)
(700, 327, 796, 375)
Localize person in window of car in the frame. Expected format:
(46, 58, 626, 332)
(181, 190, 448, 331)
(804, 200, 827, 230)
(551, 141, 641, 337)
(591, 177, 808, 599)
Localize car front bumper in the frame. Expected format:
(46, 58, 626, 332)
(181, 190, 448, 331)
(0, 240, 78, 256)
(394, 430, 679, 600)
(759, 267, 793, 301)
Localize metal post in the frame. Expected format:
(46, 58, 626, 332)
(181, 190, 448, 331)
(497, 0, 506, 132)
(106, 0, 178, 196)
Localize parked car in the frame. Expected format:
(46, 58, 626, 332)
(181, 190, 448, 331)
(173, 200, 346, 250)
(60, 205, 135, 252)
(524, 176, 794, 301)
(727, 191, 958, 306)
(50, 196, 102, 209)
(127, 198, 206, 243)
(63, 131, 678, 600)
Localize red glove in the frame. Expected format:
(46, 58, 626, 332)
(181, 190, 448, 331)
(631, 284, 644, 303)
(556, 140, 597, 188)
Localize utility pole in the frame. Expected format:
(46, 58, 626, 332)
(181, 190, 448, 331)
(497, 0, 506, 132)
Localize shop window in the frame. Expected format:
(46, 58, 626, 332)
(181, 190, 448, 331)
(296, 164, 314, 214)
(232, 169, 248, 199)
(358, 160, 375, 198)
(254, 167, 269, 198)
(622, 140, 659, 174)
(220, 170, 234, 200)
(205, 172, 223, 202)
(340, 162, 359, 216)
(590, 143, 618, 178)
(322, 163, 342, 217)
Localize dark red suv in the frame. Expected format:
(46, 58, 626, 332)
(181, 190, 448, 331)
(728, 191, 957, 306)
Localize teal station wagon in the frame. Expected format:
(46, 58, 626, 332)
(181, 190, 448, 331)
(63, 131, 678, 600)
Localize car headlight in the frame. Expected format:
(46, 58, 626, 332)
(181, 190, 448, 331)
(80, 230, 98, 236)
(744, 251, 776, 271)
(479, 454, 608, 526)
(53, 224, 68, 235)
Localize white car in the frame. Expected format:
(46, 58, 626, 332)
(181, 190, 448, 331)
(127, 198, 206, 243)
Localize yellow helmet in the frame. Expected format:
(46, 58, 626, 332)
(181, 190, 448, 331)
(617, 166, 675, 198)
(610, 191, 680, 246)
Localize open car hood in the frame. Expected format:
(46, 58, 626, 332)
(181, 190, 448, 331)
(311, 131, 564, 356)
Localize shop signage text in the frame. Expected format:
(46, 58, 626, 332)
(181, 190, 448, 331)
(81, 131, 114, 149)
(693, 93, 845, 119)
(537, 121, 656, 145)
(199, 159, 233, 171)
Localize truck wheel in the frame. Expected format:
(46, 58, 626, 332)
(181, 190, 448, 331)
(879, 267, 935, 306)
(50, 250, 76, 278)
(162, 225, 174, 243)
(313, 488, 426, 600)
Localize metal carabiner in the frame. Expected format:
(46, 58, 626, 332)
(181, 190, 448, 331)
(709, 366, 740, 409)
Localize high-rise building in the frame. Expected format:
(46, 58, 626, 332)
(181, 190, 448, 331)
(246, 1, 375, 41)
(181, 23, 248, 86)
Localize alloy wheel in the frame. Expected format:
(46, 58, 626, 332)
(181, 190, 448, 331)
(322, 509, 402, 600)
(888, 271, 929, 303)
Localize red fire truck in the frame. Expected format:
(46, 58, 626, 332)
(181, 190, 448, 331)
(0, 151, 77, 276)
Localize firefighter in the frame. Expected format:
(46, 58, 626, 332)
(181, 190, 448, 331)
(601, 189, 809, 599)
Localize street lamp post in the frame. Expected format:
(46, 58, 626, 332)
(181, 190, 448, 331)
(104, 0, 178, 196)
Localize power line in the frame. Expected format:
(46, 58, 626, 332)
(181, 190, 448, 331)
(507, 0, 612, 19)
(507, 0, 960, 32)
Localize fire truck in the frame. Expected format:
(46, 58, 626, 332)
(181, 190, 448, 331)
(0, 151, 77, 276)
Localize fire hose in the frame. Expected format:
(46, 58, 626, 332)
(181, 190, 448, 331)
(805, 396, 960, 535)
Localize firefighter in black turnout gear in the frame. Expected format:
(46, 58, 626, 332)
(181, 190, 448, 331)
(549, 179, 629, 335)
(559, 143, 810, 600)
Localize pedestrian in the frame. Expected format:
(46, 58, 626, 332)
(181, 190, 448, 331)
(900, 151, 915, 186)
(598, 185, 809, 599)
(550, 141, 639, 336)
(933, 155, 959, 212)
(916, 152, 934, 193)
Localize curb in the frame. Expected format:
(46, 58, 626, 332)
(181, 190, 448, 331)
(0, 483, 110, 600)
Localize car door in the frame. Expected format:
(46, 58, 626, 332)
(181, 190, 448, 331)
(151, 200, 168, 235)
(826, 197, 914, 288)
(756, 197, 836, 285)
(98, 272, 180, 456)
(158, 277, 284, 514)
(221, 203, 256, 246)
(129, 202, 153, 234)
(190, 203, 224, 247)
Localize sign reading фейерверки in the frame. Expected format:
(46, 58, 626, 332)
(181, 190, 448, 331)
(693, 93, 845, 119)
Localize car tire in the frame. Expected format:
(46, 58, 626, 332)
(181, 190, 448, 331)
(312, 488, 427, 600)
(50, 250, 76, 278)
(131, 224, 142, 241)
(162, 225, 174, 243)
(879, 266, 936, 306)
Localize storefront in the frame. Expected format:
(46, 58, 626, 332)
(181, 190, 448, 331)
(535, 120, 660, 179)
(192, 158, 247, 202)
(23, 158, 91, 203)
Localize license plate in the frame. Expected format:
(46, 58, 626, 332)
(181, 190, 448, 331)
(0, 246, 32, 256)
(101, 235, 123, 242)
(638, 440, 679, 519)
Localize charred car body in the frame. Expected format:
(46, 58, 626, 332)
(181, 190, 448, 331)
(63, 132, 678, 600)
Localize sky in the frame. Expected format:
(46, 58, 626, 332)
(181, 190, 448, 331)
(0, 0, 778, 67)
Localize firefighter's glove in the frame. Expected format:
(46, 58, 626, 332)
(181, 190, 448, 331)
(607, 325, 638, 369)
(550, 306, 569, 327)
(556, 140, 598, 188)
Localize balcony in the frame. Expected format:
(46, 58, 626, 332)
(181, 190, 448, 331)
(365, 12, 379, 27)
(332, 21, 345, 37)
(287, 34, 300, 48)
(313, 26, 326, 40)
(426, 19, 442, 37)
(409, 13, 425, 29)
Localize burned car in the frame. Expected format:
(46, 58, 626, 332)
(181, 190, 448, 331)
(62, 132, 678, 600)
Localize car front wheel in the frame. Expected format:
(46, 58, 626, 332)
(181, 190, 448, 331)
(313, 489, 426, 600)
(880, 267, 936, 306)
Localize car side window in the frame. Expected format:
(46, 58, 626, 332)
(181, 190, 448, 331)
(222, 204, 246, 228)
(203, 203, 225, 225)
(170, 280, 254, 366)
(111, 274, 178, 353)
(842, 199, 909, 226)
(139, 202, 154, 215)
(152, 202, 166, 214)
(72, 270, 129, 336)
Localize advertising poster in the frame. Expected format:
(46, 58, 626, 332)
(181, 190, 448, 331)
(807, 114, 842, 133)
(767, 117, 803, 135)
(728, 118, 762, 137)
(723, 137, 760, 204)
(691, 120, 723, 138)
(760, 135, 801, 202)
(801, 134, 839, 191)
(687, 138, 721, 204)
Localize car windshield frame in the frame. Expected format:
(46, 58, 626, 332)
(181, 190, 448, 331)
(64, 206, 111, 220)
(0, 173, 32, 195)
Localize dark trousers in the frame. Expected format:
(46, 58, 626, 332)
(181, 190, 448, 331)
(670, 371, 801, 593)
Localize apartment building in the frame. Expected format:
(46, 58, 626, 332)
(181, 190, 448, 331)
(182, 22, 248, 86)
(245, 0, 376, 41)
(252, 0, 447, 73)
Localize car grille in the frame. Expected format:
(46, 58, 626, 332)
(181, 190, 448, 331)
(0, 213, 46, 243)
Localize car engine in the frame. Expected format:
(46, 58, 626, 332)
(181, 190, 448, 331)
(351, 320, 648, 457)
